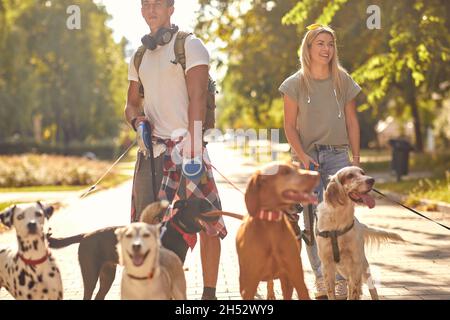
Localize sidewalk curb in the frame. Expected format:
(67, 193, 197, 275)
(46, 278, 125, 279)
(376, 189, 450, 214)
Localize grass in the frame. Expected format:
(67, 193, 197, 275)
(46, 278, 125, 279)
(0, 202, 13, 233)
(0, 202, 14, 212)
(0, 185, 87, 192)
(377, 174, 450, 205)
(0, 173, 132, 194)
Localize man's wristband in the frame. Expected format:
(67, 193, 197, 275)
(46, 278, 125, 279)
(352, 155, 360, 158)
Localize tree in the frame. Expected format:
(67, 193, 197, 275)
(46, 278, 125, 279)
(284, 0, 450, 151)
(0, 0, 128, 145)
(196, 0, 301, 130)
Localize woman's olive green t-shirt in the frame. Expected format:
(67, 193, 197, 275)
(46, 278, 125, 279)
(279, 71, 361, 156)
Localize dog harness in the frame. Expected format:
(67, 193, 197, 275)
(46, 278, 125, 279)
(316, 220, 355, 263)
(168, 218, 197, 249)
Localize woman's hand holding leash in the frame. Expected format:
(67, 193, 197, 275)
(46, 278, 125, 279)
(298, 152, 319, 170)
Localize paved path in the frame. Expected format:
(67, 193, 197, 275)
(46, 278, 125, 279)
(1, 143, 449, 300)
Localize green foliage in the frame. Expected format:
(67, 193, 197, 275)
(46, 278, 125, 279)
(0, 0, 127, 145)
(196, 0, 300, 130)
(377, 173, 450, 204)
(196, 1, 449, 151)
(284, 0, 450, 151)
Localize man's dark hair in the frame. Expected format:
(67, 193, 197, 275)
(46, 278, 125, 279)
(141, 0, 174, 6)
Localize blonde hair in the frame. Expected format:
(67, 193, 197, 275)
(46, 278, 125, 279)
(298, 25, 348, 100)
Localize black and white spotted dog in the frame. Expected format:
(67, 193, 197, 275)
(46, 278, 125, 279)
(0, 202, 63, 300)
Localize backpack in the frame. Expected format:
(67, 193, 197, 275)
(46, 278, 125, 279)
(133, 31, 217, 130)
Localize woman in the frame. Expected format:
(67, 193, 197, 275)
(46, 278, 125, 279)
(279, 24, 361, 299)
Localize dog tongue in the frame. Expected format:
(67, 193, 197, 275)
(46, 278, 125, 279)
(360, 193, 375, 209)
(133, 254, 145, 266)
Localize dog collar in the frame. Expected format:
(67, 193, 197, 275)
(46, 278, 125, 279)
(316, 220, 355, 263)
(17, 251, 51, 266)
(255, 210, 284, 222)
(126, 268, 155, 281)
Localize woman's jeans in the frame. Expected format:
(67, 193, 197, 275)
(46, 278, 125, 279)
(301, 145, 351, 280)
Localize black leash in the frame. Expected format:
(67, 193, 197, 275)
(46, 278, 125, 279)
(372, 188, 450, 231)
(148, 134, 158, 202)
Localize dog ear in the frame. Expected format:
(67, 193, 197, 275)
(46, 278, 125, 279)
(37, 201, 54, 219)
(325, 178, 346, 207)
(0, 205, 16, 228)
(114, 226, 127, 241)
(245, 171, 261, 216)
(44, 206, 54, 219)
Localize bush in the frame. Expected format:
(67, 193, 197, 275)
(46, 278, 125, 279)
(0, 154, 118, 187)
(0, 140, 122, 160)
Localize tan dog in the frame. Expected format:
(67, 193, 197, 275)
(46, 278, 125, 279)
(115, 222, 186, 300)
(231, 162, 319, 300)
(316, 166, 404, 300)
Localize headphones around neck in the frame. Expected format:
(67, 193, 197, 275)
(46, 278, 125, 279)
(141, 24, 179, 51)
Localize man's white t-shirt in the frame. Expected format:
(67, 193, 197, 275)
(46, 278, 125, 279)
(128, 32, 209, 139)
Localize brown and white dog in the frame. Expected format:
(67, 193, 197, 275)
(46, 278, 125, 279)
(48, 199, 216, 300)
(0, 202, 62, 300)
(115, 222, 186, 300)
(316, 166, 404, 300)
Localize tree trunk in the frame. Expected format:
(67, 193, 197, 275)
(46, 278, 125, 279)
(406, 73, 423, 152)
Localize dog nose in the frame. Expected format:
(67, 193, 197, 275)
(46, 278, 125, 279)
(27, 222, 37, 233)
(366, 178, 375, 186)
(132, 243, 141, 252)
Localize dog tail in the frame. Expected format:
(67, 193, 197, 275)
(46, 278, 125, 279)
(362, 225, 404, 249)
(48, 234, 85, 249)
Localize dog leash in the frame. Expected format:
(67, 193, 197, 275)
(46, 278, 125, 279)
(208, 163, 450, 234)
(372, 188, 450, 231)
(79, 141, 136, 199)
(210, 164, 245, 195)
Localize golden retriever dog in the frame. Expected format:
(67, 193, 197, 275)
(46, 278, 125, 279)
(115, 222, 186, 300)
(316, 166, 404, 300)
(231, 162, 319, 300)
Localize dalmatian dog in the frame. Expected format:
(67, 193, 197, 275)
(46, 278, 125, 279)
(0, 202, 63, 300)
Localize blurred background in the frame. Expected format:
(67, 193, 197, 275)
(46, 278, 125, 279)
(0, 0, 448, 208)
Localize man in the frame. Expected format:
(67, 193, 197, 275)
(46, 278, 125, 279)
(125, 0, 225, 300)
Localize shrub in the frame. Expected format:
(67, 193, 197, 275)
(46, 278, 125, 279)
(0, 154, 117, 187)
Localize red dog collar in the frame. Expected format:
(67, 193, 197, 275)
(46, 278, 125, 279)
(17, 251, 51, 266)
(256, 210, 284, 222)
